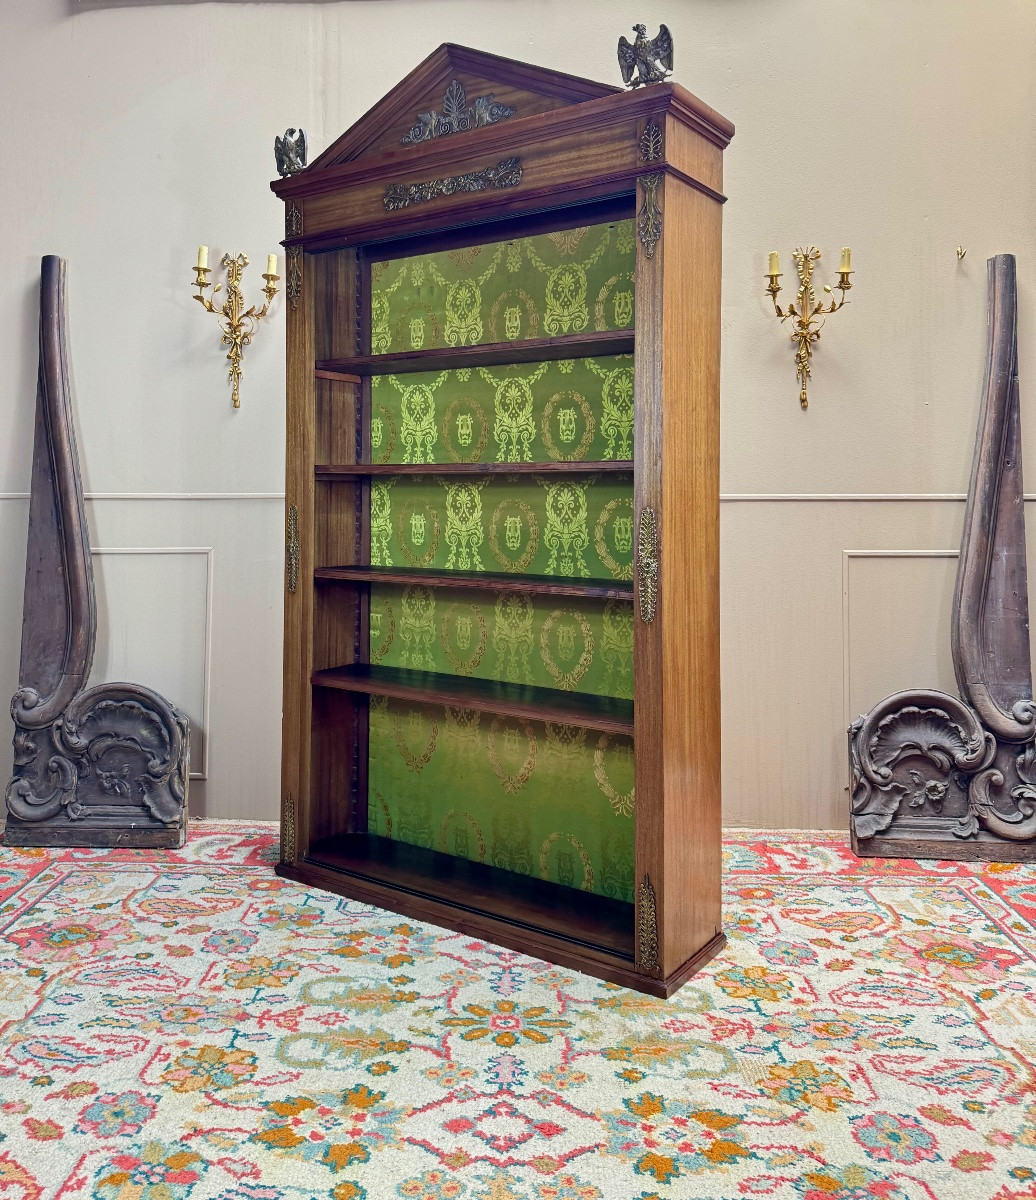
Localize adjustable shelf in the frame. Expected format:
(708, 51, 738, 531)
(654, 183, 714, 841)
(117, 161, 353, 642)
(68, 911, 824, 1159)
(311, 663, 634, 735)
(316, 461, 633, 478)
(315, 565, 633, 600)
(316, 329, 634, 377)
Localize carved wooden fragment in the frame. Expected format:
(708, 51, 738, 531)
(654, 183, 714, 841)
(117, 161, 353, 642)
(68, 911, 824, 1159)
(850, 255, 1036, 861)
(5, 257, 190, 848)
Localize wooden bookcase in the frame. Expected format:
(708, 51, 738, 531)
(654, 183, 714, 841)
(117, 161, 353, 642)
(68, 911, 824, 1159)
(272, 44, 733, 996)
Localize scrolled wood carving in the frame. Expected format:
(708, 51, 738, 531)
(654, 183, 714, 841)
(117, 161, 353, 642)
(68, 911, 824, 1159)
(849, 255, 1036, 860)
(5, 257, 190, 848)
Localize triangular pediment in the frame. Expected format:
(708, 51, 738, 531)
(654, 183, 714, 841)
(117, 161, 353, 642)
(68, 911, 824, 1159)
(309, 44, 619, 170)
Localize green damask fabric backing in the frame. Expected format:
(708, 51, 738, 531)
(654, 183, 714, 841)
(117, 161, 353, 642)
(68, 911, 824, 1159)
(370, 356, 633, 466)
(370, 220, 635, 353)
(371, 584, 633, 701)
(370, 474, 634, 580)
(367, 697, 635, 903)
(365, 220, 636, 900)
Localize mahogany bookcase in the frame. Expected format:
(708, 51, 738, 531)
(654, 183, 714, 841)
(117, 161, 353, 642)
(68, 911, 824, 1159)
(271, 43, 733, 996)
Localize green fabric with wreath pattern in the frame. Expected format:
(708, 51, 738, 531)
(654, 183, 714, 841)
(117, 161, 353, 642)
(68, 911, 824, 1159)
(366, 220, 636, 900)
(370, 357, 634, 466)
(371, 585, 633, 701)
(369, 474, 633, 581)
(370, 221, 635, 354)
(368, 697, 635, 902)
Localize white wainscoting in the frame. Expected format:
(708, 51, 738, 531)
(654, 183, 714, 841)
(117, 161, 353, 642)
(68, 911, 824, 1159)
(89, 546, 213, 779)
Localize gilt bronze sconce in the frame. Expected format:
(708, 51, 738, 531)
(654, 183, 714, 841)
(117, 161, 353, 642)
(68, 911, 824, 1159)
(192, 247, 279, 409)
(765, 246, 854, 409)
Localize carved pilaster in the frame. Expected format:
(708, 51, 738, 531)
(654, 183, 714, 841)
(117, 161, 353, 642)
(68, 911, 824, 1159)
(5, 257, 189, 849)
(849, 255, 1036, 862)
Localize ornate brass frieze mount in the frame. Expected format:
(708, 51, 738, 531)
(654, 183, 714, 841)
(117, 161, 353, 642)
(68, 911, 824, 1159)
(286, 247, 303, 311)
(286, 504, 300, 594)
(637, 173, 663, 259)
(636, 506, 659, 622)
(637, 874, 659, 971)
(640, 120, 663, 162)
(384, 156, 523, 212)
(281, 791, 297, 863)
(286, 203, 303, 239)
(402, 79, 516, 144)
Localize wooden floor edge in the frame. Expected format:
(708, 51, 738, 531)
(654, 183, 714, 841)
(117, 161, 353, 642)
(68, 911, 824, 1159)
(274, 858, 726, 996)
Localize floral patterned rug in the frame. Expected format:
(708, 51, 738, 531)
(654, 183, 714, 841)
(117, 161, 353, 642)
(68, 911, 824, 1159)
(0, 823, 1034, 1200)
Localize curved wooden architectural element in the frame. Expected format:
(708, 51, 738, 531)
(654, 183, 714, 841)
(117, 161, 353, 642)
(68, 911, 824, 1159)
(5, 256, 189, 848)
(850, 254, 1036, 860)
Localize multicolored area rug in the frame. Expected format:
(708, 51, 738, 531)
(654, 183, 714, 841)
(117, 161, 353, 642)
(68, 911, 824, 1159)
(0, 824, 1035, 1200)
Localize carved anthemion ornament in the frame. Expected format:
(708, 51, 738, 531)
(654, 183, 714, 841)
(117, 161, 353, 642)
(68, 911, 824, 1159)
(5, 257, 190, 848)
(275, 128, 308, 177)
(849, 255, 1036, 861)
(401, 79, 517, 144)
(640, 120, 663, 162)
(618, 24, 673, 88)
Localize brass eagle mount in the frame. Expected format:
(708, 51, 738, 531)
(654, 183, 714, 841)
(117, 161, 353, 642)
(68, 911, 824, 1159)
(5, 257, 190, 848)
(849, 254, 1036, 861)
(618, 24, 673, 88)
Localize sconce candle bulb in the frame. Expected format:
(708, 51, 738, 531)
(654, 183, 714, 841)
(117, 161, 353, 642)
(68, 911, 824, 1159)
(765, 245, 855, 409)
(768, 250, 780, 276)
(191, 251, 279, 409)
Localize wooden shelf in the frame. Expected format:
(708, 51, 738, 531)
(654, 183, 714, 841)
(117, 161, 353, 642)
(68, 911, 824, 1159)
(315, 564, 633, 599)
(316, 329, 634, 376)
(312, 663, 634, 735)
(303, 832, 635, 959)
(316, 460, 633, 478)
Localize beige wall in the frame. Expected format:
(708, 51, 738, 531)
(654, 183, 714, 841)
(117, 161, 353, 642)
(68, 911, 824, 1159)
(2, 0, 1034, 826)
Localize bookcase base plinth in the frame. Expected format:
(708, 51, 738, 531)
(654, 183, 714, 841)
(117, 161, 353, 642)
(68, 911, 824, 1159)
(275, 837, 725, 997)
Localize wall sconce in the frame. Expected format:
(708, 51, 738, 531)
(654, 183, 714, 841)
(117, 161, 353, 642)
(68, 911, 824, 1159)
(765, 246, 854, 409)
(192, 247, 279, 409)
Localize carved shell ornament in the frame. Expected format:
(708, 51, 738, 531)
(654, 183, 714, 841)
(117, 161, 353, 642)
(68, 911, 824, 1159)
(849, 255, 1036, 857)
